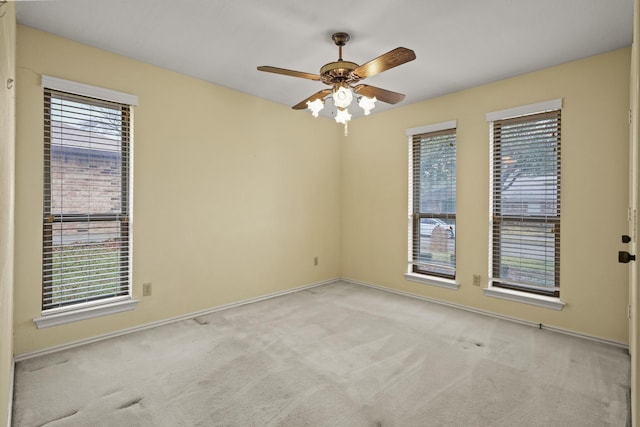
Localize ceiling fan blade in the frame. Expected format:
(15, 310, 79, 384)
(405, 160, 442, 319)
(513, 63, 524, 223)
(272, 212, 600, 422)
(354, 84, 406, 104)
(292, 89, 333, 110)
(353, 47, 416, 79)
(257, 66, 321, 81)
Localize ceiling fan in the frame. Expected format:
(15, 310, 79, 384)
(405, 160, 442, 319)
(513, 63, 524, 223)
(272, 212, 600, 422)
(257, 32, 416, 130)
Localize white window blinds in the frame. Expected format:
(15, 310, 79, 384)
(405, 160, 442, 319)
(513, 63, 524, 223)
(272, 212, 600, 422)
(409, 126, 457, 278)
(43, 88, 132, 311)
(490, 109, 561, 296)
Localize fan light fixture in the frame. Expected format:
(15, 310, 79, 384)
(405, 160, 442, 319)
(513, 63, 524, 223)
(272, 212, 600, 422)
(305, 86, 376, 133)
(258, 32, 416, 136)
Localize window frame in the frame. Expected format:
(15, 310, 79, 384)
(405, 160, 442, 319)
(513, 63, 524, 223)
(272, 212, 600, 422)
(36, 75, 139, 328)
(487, 99, 562, 300)
(406, 121, 458, 288)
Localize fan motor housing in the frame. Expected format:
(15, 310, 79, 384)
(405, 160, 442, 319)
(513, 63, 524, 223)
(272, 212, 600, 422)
(320, 61, 359, 85)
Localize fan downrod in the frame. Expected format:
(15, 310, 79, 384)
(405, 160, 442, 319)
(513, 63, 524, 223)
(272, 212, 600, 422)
(320, 32, 358, 85)
(332, 32, 350, 61)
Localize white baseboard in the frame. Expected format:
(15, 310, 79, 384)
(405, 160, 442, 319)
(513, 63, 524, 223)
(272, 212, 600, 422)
(14, 278, 340, 362)
(341, 277, 629, 350)
(6, 358, 13, 427)
(15, 275, 627, 362)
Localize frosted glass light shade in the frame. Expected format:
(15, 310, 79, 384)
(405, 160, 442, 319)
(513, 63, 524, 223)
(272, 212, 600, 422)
(306, 98, 324, 118)
(335, 108, 352, 124)
(359, 96, 377, 115)
(332, 86, 353, 108)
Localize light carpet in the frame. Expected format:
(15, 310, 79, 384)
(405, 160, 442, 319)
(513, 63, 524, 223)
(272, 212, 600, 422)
(12, 281, 630, 426)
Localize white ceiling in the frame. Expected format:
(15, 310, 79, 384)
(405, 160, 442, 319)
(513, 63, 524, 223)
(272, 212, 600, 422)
(16, 0, 634, 119)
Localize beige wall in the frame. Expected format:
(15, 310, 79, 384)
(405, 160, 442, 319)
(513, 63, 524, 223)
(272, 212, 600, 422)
(0, 2, 16, 424)
(12, 25, 632, 355)
(14, 26, 342, 354)
(342, 48, 631, 343)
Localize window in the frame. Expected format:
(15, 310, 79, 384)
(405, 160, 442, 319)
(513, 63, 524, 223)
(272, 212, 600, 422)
(488, 100, 561, 298)
(408, 121, 457, 280)
(41, 76, 137, 322)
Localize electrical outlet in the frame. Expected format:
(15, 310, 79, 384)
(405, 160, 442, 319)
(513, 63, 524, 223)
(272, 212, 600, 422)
(314, 256, 318, 266)
(472, 274, 481, 286)
(143, 282, 152, 296)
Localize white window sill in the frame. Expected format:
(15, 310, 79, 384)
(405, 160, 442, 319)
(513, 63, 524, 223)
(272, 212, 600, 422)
(34, 298, 140, 329)
(483, 286, 565, 311)
(404, 272, 460, 290)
